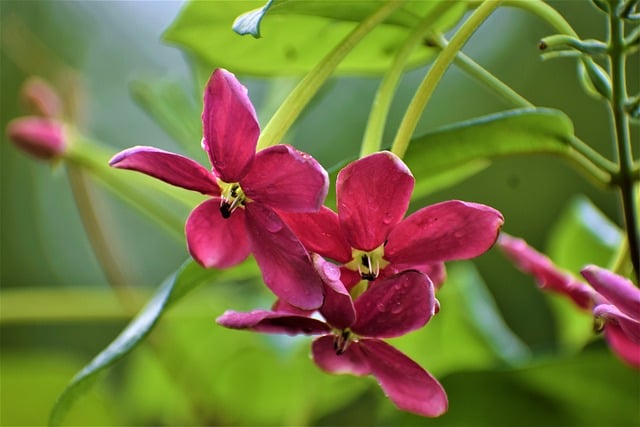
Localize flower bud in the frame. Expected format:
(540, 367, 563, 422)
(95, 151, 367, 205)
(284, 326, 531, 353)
(578, 58, 612, 100)
(19, 77, 63, 118)
(6, 116, 66, 160)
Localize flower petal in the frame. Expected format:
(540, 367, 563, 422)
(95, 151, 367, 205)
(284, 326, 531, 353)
(497, 233, 598, 309)
(581, 265, 640, 320)
(185, 199, 250, 268)
(110, 146, 219, 195)
(386, 200, 503, 266)
(202, 68, 259, 182)
(381, 261, 447, 291)
(337, 151, 414, 251)
(242, 145, 329, 212)
(217, 309, 330, 335)
(352, 271, 435, 338)
(245, 203, 324, 310)
(311, 335, 371, 376)
(6, 117, 66, 160)
(279, 207, 352, 263)
(605, 323, 640, 368)
(594, 304, 640, 343)
(313, 255, 356, 329)
(359, 339, 448, 417)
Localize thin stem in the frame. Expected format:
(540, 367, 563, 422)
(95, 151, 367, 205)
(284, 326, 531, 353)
(257, 0, 404, 150)
(608, 5, 639, 280)
(503, 0, 578, 37)
(391, 0, 502, 159)
(360, 1, 454, 157)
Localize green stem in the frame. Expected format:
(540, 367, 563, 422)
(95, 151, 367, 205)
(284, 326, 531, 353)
(503, 0, 578, 37)
(608, 5, 639, 280)
(391, 0, 502, 159)
(257, 0, 404, 150)
(360, 1, 455, 157)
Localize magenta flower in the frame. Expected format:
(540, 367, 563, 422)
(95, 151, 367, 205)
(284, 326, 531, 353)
(498, 233, 640, 368)
(110, 68, 328, 309)
(280, 151, 503, 289)
(6, 116, 66, 160)
(217, 257, 448, 417)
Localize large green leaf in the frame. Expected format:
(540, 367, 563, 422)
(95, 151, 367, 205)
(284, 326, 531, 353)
(405, 108, 575, 198)
(163, 0, 467, 76)
(49, 258, 258, 426)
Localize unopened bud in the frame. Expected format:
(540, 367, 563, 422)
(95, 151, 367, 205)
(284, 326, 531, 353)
(20, 77, 63, 118)
(6, 117, 66, 160)
(578, 58, 612, 100)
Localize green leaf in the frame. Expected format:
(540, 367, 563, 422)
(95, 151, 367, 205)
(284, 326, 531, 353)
(164, 0, 466, 76)
(404, 108, 575, 196)
(547, 195, 622, 273)
(129, 79, 202, 159)
(49, 258, 258, 426)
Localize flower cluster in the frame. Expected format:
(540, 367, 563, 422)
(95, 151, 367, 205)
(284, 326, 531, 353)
(110, 68, 505, 417)
(498, 233, 640, 368)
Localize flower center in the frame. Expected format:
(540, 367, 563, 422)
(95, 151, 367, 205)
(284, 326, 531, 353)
(345, 244, 389, 281)
(333, 329, 354, 355)
(218, 180, 248, 218)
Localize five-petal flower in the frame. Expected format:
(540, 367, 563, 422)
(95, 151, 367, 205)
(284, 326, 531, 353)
(217, 257, 448, 417)
(498, 233, 640, 367)
(110, 68, 328, 309)
(280, 151, 504, 290)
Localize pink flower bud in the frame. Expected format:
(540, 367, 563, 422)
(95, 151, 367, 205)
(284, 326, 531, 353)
(19, 77, 63, 118)
(6, 117, 66, 160)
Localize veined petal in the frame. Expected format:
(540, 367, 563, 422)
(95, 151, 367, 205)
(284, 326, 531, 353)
(311, 335, 370, 376)
(242, 145, 329, 212)
(352, 271, 435, 338)
(386, 200, 503, 266)
(593, 304, 640, 343)
(186, 199, 250, 268)
(216, 309, 330, 335)
(279, 207, 352, 263)
(202, 69, 259, 182)
(359, 339, 448, 418)
(110, 146, 219, 195)
(581, 265, 640, 320)
(313, 255, 356, 329)
(605, 323, 640, 368)
(498, 234, 598, 309)
(337, 151, 414, 251)
(245, 203, 324, 310)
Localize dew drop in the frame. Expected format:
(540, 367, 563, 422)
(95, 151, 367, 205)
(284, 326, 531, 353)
(390, 303, 403, 314)
(265, 215, 284, 233)
(453, 230, 465, 238)
(382, 212, 393, 225)
(376, 302, 388, 313)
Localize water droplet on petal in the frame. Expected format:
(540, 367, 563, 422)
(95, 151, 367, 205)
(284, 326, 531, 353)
(453, 230, 465, 238)
(376, 302, 388, 313)
(264, 214, 284, 233)
(382, 212, 393, 225)
(390, 303, 403, 314)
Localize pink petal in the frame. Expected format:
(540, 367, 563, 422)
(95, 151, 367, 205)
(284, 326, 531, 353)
(340, 267, 363, 291)
(311, 335, 371, 376)
(386, 200, 503, 267)
(604, 323, 640, 368)
(110, 146, 219, 195)
(381, 262, 447, 291)
(279, 207, 352, 263)
(271, 299, 315, 316)
(337, 151, 414, 251)
(202, 69, 259, 182)
(185, 199, 250, 268)
(313, 255, 356, 329)
(245, 203, 324, 310)
(497, 234, 599, 309)
(359, 339, 448, 417)
(593, 304, 640, 343)
(216, 309, 330, 335)
(352, 271, 435, 338)
(581, 265, 640, 320)
(242, 145, 329, 212)
(6, 117, 66, 160)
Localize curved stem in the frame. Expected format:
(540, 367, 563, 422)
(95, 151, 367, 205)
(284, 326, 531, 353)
(391, 0, 502, 159)
(360, 1, 455, 157)
(503, 0, 578, 37)
(257, 0, 404, 150)
(608, 5, 639, 280)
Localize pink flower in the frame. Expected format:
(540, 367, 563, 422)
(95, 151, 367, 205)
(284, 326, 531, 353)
(498, 233, 640, 368)
(280, 151, 503, 289)
(110, 69, 328, 310)
(217, 257, 448, 418)
(6, 116, 66, 160)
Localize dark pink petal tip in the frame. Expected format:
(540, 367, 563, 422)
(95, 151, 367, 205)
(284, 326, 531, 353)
(6, 117, 66, 160)
(216, 309, 330, 335)
(581, 265, 640, 319)
(337, 151, 414, 251)
(109, 146, 220, 195)
(202, 68, 260, 182)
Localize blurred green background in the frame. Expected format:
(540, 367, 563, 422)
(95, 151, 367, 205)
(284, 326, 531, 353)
(1, 1, 638, 426)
